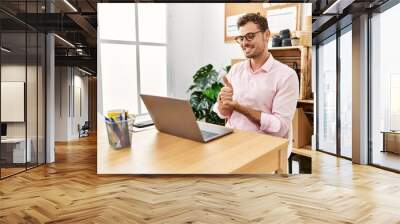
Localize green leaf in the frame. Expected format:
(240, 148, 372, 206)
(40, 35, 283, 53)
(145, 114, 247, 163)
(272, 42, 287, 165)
(224, 65, 231, 73)
(187, 84, 197, 93)
(188, 64, 229, 124)
(203, 83, 223, 101)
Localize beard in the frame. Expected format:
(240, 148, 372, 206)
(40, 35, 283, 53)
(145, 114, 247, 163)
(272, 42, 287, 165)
(242, 43, 263, 58)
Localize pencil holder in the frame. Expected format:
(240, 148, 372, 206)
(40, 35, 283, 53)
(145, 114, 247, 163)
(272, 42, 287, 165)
(105, 116, 135, 149)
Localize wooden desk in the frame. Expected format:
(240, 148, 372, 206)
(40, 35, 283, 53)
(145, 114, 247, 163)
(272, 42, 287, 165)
(97, 116, 289, 174)
(381, 131, 400, 154)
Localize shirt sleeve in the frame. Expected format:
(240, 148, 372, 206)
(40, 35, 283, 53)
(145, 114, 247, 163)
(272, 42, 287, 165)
(213, 101, 228, 119)
(260, 72, 299, 138)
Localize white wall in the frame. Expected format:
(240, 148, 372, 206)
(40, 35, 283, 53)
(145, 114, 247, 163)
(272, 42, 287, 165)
(1, 65, 38, 138)
(46, 32, 55, 163)
(55, 67, 89, 141)
(201, 4, 244, 69)
(55, 67, 69, 141)
(168, 3, 243, 99)
(72, 74, 89, 138)
(1, 63, 47, 163)
(167, 4, 205, 98)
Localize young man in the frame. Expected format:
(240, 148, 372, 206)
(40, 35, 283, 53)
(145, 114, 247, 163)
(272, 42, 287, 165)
(213, 13, 299, 139)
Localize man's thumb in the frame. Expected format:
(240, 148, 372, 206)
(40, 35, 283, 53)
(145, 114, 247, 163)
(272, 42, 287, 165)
(223, 75, 233, 89)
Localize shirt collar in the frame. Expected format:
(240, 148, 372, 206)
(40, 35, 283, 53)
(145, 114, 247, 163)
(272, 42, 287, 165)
(246, 53, 274, 74)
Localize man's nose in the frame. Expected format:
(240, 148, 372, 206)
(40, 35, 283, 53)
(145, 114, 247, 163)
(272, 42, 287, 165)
(241, 43, 251, 49)
(241, 39, 250, 47)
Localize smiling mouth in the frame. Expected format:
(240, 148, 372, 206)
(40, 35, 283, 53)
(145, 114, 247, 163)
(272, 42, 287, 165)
(244, 47, 253, 52)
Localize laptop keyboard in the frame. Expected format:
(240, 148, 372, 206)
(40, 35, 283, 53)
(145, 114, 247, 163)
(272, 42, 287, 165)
(201, 130, 219, 139)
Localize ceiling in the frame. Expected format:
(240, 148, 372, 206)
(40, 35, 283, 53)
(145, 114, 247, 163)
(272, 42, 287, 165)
(311, 0, 390, 43)
(1, 0, 394, 74)
(0, 0, 99, 74)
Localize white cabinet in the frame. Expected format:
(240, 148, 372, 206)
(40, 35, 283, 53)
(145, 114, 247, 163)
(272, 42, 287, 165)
(1, 138, 32, 163)
(1, 82, 25, 122)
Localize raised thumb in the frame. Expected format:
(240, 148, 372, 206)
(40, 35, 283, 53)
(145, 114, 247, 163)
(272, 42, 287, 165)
(223, 75, 233, 89)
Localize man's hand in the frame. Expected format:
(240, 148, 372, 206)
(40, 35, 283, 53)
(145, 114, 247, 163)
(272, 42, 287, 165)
(217, 75, 261, 125)
(220, 75, 233, 102)
(217, 75, 235, 117)
(221, 75, 261, 125)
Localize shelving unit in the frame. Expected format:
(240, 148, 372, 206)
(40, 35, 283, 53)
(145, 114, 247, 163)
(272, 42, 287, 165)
(269, 46, 312, 100)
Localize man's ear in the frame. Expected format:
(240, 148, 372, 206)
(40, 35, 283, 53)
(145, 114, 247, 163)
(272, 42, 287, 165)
(264, 30, 270, 41)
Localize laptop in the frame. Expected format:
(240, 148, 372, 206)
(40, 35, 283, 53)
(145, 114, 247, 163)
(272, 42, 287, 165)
(140, 94, 233, 142)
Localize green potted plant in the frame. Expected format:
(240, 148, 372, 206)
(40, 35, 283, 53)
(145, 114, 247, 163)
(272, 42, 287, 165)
(187, 64, 231, 126)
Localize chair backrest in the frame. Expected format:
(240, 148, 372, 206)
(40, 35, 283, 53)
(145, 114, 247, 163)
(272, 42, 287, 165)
(82, 121, 90, 129)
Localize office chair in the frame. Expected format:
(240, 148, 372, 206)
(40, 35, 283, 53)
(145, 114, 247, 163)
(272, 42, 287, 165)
(79, 121, 90, 138)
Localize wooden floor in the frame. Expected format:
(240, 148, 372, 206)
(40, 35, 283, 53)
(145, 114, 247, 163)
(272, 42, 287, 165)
(1, 167, 26, 178)
(1, 134, 400, 223)
(1, 163, 45, 178)
(373, 150, 400, 171)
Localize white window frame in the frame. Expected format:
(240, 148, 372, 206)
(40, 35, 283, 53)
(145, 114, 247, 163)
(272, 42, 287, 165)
(99, 3, 168, 115)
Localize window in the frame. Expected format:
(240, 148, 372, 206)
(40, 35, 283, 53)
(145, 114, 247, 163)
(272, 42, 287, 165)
(138, 4, 167, 43)
(98, 4, 136, 42)
(98, 3, 167, 115)
(0, 2, 46, 179)
(390, 74, 400, 130)
(100, 43, 138, 114)
(371, 2, 400, 171)
(317, 36, 337, 155)
(316, 24, 353, 159)
(339, 27, 352, 158)
(139, 45, 167, 113)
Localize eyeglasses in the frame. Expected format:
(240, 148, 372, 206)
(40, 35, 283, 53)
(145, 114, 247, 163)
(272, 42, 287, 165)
(234, 31, 263, 44)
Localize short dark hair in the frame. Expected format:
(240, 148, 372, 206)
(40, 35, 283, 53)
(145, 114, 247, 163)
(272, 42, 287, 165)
(237, 13, 269, 32)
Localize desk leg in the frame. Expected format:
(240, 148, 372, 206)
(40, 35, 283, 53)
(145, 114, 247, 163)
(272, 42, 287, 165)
(277, 147, 288, 175)
(382, 133, 386, 152)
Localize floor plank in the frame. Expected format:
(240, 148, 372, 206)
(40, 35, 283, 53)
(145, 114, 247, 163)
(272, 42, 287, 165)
(0, 134, 400, 223)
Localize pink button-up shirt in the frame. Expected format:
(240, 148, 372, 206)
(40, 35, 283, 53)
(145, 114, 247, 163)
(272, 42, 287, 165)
(213, 54, 299, 138)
